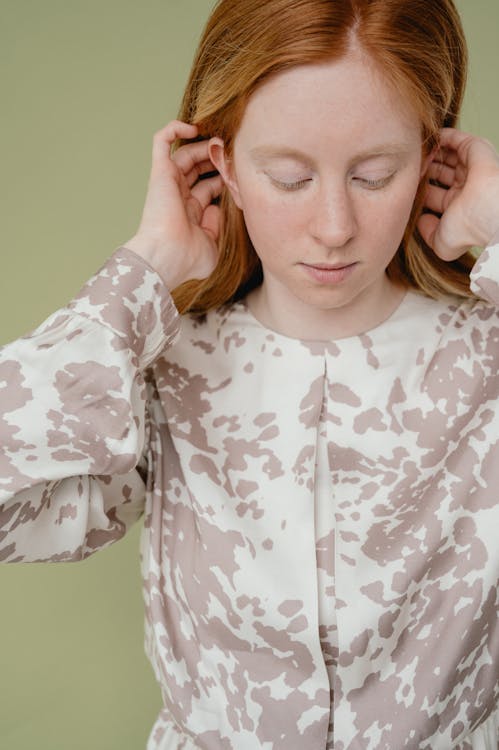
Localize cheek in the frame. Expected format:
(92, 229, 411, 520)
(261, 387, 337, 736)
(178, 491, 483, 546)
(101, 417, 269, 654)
(239, 186, 299, 243)
(379, 178, 421, 237)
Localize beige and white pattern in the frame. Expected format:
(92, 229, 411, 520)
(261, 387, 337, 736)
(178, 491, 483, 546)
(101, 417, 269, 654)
(1, 245, 498, 749)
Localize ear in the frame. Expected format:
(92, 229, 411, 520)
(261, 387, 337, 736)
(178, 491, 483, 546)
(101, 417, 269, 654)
(208, 137, 243, 209)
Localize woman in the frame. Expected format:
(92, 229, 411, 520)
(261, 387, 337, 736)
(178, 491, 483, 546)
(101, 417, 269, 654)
(1, 0, 498, 748)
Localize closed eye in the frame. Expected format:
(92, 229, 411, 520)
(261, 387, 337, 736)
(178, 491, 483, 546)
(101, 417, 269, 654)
(268, 176, 312, 191)
(354, 174, 395, 190)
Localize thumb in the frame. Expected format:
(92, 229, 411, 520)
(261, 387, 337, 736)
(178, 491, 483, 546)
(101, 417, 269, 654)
(417, 213, 474, 261)
(417, 213, 439, 253)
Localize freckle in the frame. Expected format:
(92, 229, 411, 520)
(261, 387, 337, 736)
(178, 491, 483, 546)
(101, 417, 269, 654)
(26, 455, 38, 462)
(244, 362, 254, 373)
(281, 520, 287, 530)
(262, 538, 273, 550)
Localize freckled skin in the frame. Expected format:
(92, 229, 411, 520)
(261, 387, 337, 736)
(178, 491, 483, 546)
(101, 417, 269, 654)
(211, 50, 432, 342)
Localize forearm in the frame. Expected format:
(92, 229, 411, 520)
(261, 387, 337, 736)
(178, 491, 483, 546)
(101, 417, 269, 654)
(0, 247, 180, 561)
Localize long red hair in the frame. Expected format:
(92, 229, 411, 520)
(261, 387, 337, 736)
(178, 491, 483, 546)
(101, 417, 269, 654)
(172, 0, 473, 314)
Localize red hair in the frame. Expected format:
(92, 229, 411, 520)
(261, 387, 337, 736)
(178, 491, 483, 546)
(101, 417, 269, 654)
(172, 0, 473, 314)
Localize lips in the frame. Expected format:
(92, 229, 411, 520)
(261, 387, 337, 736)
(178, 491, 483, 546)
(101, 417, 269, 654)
(304, 262, 354, 271)
(300, 261, 357, 284)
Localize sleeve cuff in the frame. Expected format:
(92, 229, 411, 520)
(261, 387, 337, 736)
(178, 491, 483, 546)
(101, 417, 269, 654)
(67, 246, 181, 369)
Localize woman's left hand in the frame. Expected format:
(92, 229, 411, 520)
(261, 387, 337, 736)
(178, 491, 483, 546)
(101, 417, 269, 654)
(418, 128, 499, 260)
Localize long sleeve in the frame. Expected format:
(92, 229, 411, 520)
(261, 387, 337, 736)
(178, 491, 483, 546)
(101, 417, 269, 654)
(0, 247, 180, 562)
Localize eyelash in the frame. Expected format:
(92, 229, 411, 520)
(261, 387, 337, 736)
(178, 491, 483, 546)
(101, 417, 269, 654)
(271, 178, 311, 191)
(356, 175, 394, 190)
(270, 174, 394, 192)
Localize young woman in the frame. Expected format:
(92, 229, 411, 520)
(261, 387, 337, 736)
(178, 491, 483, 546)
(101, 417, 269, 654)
(1, 0, 498, 748)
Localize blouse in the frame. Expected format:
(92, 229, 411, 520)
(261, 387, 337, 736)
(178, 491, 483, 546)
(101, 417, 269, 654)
(0, 244, 498, 750)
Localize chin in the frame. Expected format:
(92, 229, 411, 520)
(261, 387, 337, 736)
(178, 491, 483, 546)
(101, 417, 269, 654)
(295, 286, 362, 311)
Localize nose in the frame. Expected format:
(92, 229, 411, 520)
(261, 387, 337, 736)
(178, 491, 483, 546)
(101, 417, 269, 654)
(308, 183, 356, 249)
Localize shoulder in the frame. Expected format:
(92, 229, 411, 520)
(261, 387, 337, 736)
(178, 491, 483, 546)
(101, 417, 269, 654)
(409, 242, 499, 347)
(153, 300, 259, 374)
(400, 290, 499, 412)
(437, 292, 499, 335)
(178, 301, 249, 351)
(435, 244, 499, 348)
(408, 289, 499, 366)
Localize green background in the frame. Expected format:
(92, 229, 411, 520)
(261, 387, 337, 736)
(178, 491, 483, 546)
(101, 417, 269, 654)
(0, 1, 497, 748)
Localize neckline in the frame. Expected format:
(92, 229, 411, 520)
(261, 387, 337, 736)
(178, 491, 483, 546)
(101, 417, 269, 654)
(232, 287, 428, 346)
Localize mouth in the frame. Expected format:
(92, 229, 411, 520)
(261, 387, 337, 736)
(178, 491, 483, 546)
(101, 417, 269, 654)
(303, 262, 355, 271)
(299, 261, 358, 284)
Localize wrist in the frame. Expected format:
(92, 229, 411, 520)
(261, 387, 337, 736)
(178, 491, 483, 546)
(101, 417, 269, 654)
(122, 236, 187, 290)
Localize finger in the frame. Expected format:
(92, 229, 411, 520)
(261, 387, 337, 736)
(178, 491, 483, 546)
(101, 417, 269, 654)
(196, 159, 218, 175)
(151, 120, 198, 177)
(172, 140, 212, 177)
(427, 162, 456, 187)
(185, 197, 203, 227)
(160, 119, 198, 145)
(184, 160, 219, 189)
(438, 127, 474, 152)
(417, 212, 439, 251)
(191, 174, 224, 209)
(438, 128, 498, 168)
(200, 204, 221, 243)
(433, 147, 459, 169)
(423, 183, 449, 214)
(418, 213, 473, 261)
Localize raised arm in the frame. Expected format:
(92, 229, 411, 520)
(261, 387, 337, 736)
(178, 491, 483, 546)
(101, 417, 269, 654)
(0, 248, 179, 561)
(0, 120, 223, 562)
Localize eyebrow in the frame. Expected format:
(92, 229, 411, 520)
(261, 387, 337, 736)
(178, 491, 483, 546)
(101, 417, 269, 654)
(352, 144, 414, 162)
(249, 143, 414, 166)
(249, 146, 314, 165)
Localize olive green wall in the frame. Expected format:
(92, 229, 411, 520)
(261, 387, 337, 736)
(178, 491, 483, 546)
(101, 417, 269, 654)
(0, 3, 216, 749)
(0, 1, 497, 748)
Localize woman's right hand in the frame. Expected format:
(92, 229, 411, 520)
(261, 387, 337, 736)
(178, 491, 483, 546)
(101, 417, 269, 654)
(123, 120, 224, 290)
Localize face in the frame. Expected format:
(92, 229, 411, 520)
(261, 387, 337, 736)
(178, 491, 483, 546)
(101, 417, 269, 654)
(210, 49, 431, 339)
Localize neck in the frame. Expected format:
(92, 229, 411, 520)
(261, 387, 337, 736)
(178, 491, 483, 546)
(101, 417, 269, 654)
(246, 273, 407, 341)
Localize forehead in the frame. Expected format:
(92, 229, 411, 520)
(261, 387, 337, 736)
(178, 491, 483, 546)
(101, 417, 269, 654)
(236, 53, 422, 155)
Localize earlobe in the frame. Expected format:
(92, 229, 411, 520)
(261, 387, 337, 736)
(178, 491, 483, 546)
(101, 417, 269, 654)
(208, 137, 243, 208)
